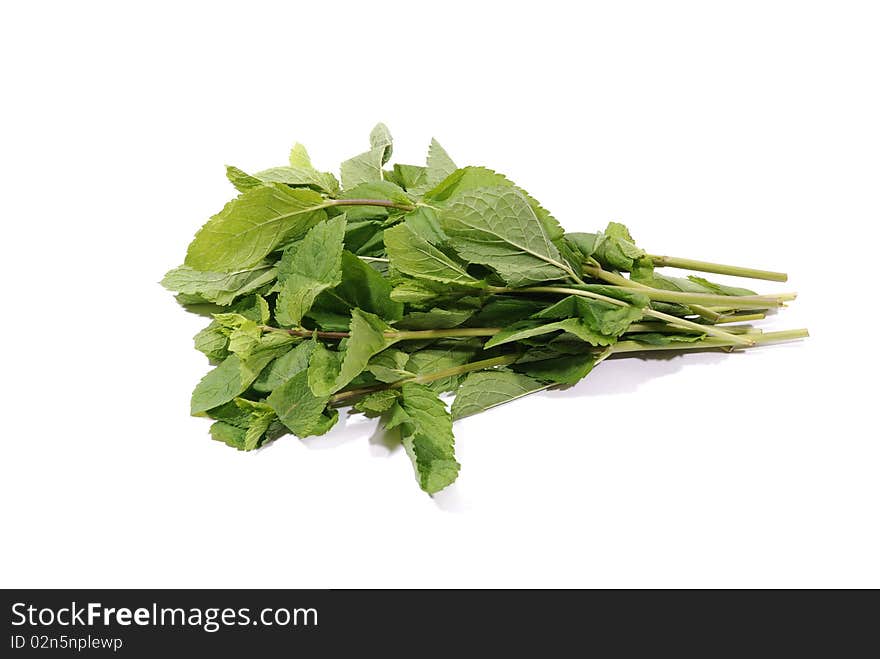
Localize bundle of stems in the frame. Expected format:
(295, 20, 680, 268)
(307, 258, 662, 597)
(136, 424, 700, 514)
(163, 124, 807, 494)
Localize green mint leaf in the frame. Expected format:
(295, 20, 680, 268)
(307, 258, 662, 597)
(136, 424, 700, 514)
(234, 293, 274, 323)
(333, 251, 403, 321)
(686, 276, 757, 297)
(307, 252, 403, 324)
(484, 318, 613, 349)
(369, 123, 394, 165)
(385, 222, 483, 286)
(184, 185, 328, 272)
(426, 166, 564, 244)
(439, 185, 569, 286)
(226, 165, 263, 192)
(275, 215, 347, 326)
(303, 309, 352, 332)
(192, 323, 297, 413)
(288, 143, 313, 168)
(190, 354, 248, 415)
(395, 307, 475, 330)
(208, 398, 277, 451)
(513, 353, 596, 385)
(389, 278, 448, 305)
(425, 165, 509, 201)
(403, 206, 448, 244)
(629, 256, 655, 282)
(194, 323, 230, 362)
(564, 232, 603, 259)
(467, 297, 546, 327)
(308, 309, 402, 396)
(424, 138, 457, 188)
(216, 313, 262, 358)
(366, 349, 411, 383)
(451, 371, 547, 420)
(629, 332, 706, 346)
(340, 181, 413, 205)
(404, 338, 481, 392)
(354, 390, 399, 417)
(256, 295, 271, 324)
(388, 278, 483, 309)
(161, 263, 276, 306)
(216, 142, 337, 195)
(240, 403, 276, 450)
(333, 309, 400, 390)
(395, 383, 460, 494)
(513, 341, 594, 364)
(343, 218, 385, 255)
(631, 268, 757, 298)
(591, 222, 646, 271)
(193, 295, 272, 362)
(210, 421, 247, 448)
(558, 236, 585, 275)
(574, 285, 651, 307)
(340, 147, 385, 190)
(534, 294, 645, 337)
(252, 166, 340, 196)
(253, 339, 316, 393)
(267, 369, 336, 438)
(390, 163, 427, 191)
(306, 341, 345, 395)
(241, 332, 297, 373)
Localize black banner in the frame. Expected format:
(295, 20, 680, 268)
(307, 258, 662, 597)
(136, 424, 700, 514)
(1, 589, 873, 655)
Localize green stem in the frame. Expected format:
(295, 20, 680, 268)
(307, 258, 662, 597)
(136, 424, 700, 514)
(353, 223, 584, 287)
(611, 328, 808, 353)
(576, 271, 792, 309)
(594, 346, 615, 366)
(326, 198, 415, 212)
(603, 286, 791, 309)
(508, 286, 756, 346)
(647, 254, 788, 282)
(331, 329, 808, 407)
(715, 312, 766, 324)
(262, 325, 500, 341)
(625, 323, 759, 335)
(581, 264, 722, 322)
(395, 328, 501, 340)
(330, 354, 518, 405)
(646, 307, 755, 346)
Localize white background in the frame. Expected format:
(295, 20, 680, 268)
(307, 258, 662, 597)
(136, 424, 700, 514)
(1, 1, 878, 588)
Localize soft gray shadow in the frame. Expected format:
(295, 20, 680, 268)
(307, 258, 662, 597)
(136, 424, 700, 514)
(298, 409, 468, 510)
(549, 349, 730, 400)
(432, 484, 468, 513)
(300, 409, 373, 450)
(368, 421, 402, 456)
(300, 408, 408, 454)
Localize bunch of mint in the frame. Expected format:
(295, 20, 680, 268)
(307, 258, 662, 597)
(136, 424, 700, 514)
(163, 125, 806, 494)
